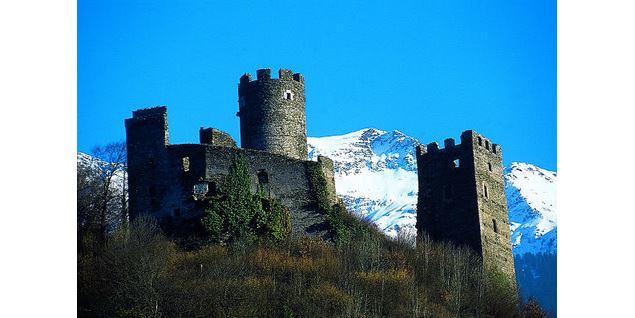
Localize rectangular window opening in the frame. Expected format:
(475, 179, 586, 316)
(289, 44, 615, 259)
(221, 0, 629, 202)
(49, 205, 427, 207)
(257, 169, 269, 184)
(284, 90, 294, 101)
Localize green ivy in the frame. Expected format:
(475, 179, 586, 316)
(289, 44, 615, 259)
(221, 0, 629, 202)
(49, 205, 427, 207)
(201, 153, 290, 243)
(307, 160, 380, 244)
(306, 161, 331, 214)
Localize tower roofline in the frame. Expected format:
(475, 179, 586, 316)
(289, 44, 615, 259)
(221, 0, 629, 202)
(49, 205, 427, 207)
(239, 68, 304, 84)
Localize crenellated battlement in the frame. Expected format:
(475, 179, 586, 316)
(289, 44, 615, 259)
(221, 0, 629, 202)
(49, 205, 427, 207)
(240, 68, 304, 84)
(417, 130, 501, 157)
(256, 68, 271, 80)
(461, 130, 502, 156)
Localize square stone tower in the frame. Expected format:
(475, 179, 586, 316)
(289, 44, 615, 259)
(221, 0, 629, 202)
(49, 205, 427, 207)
(416, 130, 516, 283)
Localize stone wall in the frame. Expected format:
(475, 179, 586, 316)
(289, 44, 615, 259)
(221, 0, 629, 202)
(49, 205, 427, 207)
(416, 130, 516, 285)
(125, 106, 169, 220)
(462, 130, 516, 282)
(237, 68, 308, 160)
(199, 127, 237, 148)
(125, 106, 335, 238)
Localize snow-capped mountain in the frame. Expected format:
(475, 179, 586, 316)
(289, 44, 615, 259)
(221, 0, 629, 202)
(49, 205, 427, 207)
(308, 128, 420, 239)
(78, 128, 556, 255)
(308, 128, 557, 256)
(506, 162, 557, 255)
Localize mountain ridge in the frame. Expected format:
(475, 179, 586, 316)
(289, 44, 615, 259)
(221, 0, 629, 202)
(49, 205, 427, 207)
(308, 128, 556, 256)
(78, 128, 556, 256)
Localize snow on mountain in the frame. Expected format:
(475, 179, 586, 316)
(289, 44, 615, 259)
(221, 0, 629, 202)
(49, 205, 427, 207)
(78, 129, 556, 256)
(308, 128, 420, 238)
(506, 162, 557, 255)
(77, 152, 127, 190)
(77, 152, 128, 231)
(308, 128, 557, 256)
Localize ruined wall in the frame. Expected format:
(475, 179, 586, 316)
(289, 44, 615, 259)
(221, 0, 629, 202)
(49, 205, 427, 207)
(125, 107, 335, 237)
(199, 127, 237, 148)
(137, 144, 334, 237)
(202, 146, 333, 236)
(416, 130, 516, 284)
(237, 68, 308, 160)
(125, 68, 338, 238)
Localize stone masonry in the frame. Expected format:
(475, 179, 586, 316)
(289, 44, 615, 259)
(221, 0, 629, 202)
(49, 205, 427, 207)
(237, 68, 307, 160)
(125, 69, 336, 237)
(124, 68, 517, 282)
(416, 130, 516, 286)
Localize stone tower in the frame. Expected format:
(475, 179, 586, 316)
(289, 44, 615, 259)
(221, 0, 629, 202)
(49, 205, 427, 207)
(416, 130, 516, 282)
(124, 106, 169, 220)
(237, 68, 308, 160)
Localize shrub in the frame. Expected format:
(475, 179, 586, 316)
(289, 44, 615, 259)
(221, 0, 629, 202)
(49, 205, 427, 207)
(201, 153, 291, 243)
(522, 297, 547, 318)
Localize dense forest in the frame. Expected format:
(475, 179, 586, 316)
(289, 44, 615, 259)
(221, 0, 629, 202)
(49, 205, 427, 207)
(78, 144, 546, 317)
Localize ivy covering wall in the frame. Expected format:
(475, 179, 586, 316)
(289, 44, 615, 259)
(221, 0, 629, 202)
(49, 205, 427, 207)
(201, 154, 291, 242)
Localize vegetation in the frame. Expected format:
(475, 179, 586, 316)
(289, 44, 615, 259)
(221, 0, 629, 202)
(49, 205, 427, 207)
(201, 153, 291, 243)
(77, 141, 127, 250)
(78, 144, 546, 317)
(78, 218, 537, 317)
(307, 160, 383, 244)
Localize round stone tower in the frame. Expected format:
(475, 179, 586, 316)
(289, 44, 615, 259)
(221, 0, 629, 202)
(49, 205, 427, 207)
(237, 68, 308, 160)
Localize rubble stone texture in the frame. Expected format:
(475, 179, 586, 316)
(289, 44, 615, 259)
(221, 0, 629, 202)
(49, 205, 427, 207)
(125, 69, 336, 237)
(416, 130, 516, 285)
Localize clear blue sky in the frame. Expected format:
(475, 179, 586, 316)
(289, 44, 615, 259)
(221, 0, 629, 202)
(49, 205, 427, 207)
(78, 0, 556, 170)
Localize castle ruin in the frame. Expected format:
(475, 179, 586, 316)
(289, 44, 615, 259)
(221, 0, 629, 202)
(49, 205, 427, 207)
(416, 130, 516, 283)
(125, 68, 337, 237)
(124, 68, 516, 283)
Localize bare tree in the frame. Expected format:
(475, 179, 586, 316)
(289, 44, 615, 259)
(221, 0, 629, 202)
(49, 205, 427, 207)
(77, 141, 127, 248)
